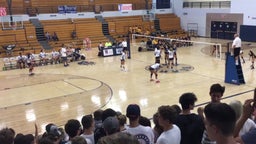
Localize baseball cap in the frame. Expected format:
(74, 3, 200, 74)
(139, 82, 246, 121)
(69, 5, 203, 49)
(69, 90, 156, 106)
(126, 104, 141, 118)
(103, 116, 120, 134)
(45, 123, 61, 137)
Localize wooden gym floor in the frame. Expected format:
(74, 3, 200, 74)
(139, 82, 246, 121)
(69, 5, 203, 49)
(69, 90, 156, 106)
(0, 37, 255, 134)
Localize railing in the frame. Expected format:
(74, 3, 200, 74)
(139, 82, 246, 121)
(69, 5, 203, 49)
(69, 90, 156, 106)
(9, 3, 152, 15)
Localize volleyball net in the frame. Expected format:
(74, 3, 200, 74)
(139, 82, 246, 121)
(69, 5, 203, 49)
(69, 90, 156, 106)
(131, 34, 224, 59)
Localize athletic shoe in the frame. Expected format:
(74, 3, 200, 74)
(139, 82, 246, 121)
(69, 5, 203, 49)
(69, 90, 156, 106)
(150, 79, 154, 82)
(156, 80, 160, 83)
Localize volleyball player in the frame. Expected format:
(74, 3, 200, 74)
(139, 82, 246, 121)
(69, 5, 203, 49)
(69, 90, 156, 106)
(120, 50, 126, 71)
(154, 46, 161, 64)
(164, 45, 169, 66)
(249, 50, 256, 69)
(26, 52, 35, 75)
(149, 62, 160, 83)
(173, 43, 178, 65)
(240, 48, 245, 64)
(167, 48, 174, 69)
(211, 44, 220, 57)
(61, 44, 69, 67)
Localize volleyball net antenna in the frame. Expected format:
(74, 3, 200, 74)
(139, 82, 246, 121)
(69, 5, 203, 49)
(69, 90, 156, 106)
(131, 34, 223, 60)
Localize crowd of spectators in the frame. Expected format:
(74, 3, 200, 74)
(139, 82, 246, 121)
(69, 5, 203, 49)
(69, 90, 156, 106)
(1, 83, 256, 144)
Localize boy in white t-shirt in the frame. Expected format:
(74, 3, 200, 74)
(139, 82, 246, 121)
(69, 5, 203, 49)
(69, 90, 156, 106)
(124, 104, 154, 144)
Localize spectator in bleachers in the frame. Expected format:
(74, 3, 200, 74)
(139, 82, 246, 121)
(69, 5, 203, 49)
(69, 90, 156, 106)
(97, 132, 139, 144)
(93, 109, 103, 129)
(171, 104, 182, 115)
(14, 133, 35, 144)
(253, 108, 256, 123)
(124, 104, 154, 144)
(94, 108, 117, 144)
(17, 52, 26, 69)
(57, 127, 69, 144)
(41, 123, 63, 144)
(117, 114, 127, 131)
(102, 116, 120, 136)
(38, 137, 55, 144)
(97, 117, 124, 144)
(234, 99, 256, 144)
(156, 105, 181, 144)
(174, 92, 204, 144)
(71, 136, 88, 144)
(45, 32, 51, 41)
(64, 119, 83, 143)
(139, 116, 151, 127)
(144, 28, 150, 35)
(0, 127, 15, 144)
(229, 100, 256, 136)
(52, 32, 59, 41)
(204, 103, 237, 144)
(71, 30, 77, 39)
(199, 83, 225, 144)
(81, 114, 95, 144)
(135, 27, 142, 34)
(152, 112, 163, 143)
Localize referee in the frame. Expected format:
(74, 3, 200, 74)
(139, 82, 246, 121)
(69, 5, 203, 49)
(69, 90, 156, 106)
(232, 33, 241, 65)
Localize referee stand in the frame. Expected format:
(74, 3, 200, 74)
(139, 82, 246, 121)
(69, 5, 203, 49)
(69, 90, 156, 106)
(225, 42, 245, 85)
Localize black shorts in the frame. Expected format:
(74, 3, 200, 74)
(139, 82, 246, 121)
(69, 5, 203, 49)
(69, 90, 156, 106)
(169, 58, 174, 60)
(149, 67, 154, 71)
(62, 57, 67, 61)
(234, 48, 241, 57)
(123, 47, 127, 51)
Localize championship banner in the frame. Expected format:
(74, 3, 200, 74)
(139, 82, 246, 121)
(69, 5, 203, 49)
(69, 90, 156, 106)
(118, 4, 132, 12)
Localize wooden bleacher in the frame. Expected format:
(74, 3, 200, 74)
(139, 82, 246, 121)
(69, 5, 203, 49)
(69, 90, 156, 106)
(75, 18, 107, 48)
(156, 14, 187, 38)
(0, 25, 29, 57)
(105, 15, 154, 42)
(40, 18, 107, 49)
